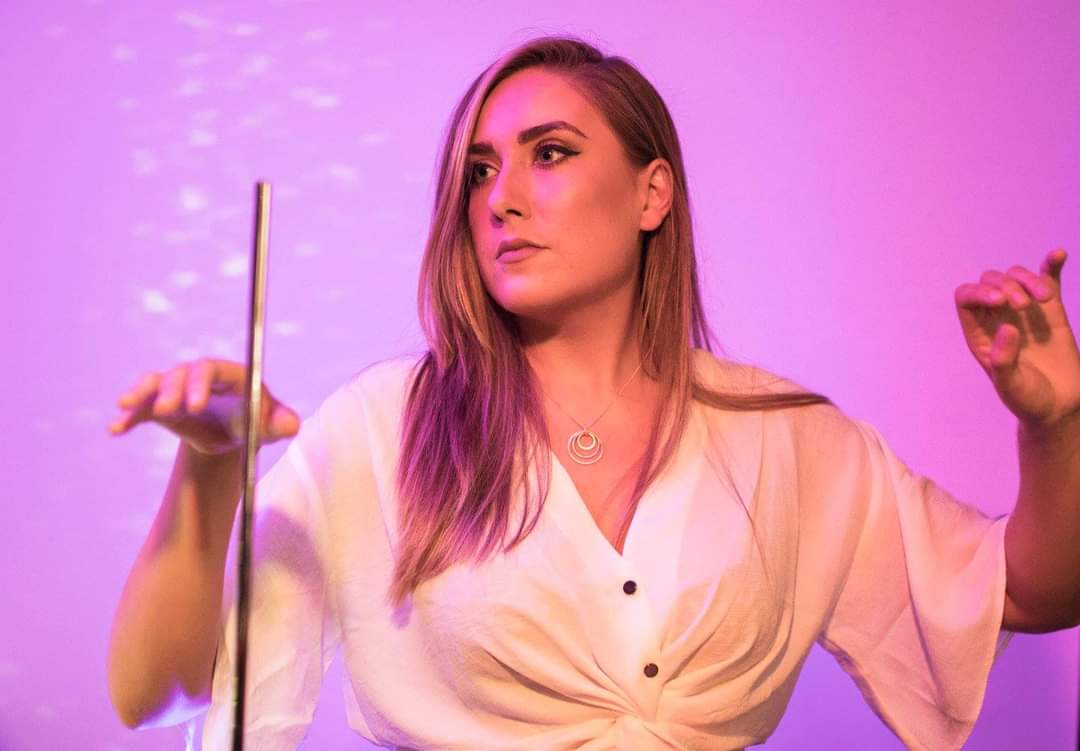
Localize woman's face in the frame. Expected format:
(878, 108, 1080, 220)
(466, 68, 663, 325)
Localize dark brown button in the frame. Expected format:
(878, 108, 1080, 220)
(643, 662, 659, 678)
(623, 580, 637, 595)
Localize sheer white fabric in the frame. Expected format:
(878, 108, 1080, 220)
(202, 350, 1011, 750)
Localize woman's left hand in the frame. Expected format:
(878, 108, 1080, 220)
(954, 248, 1080, 429)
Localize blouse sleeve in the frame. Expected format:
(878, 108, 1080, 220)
(815, 416, 1013, 751)
(200, 388, 348, 751)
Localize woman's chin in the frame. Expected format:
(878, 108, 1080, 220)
(490, 287, 569, 322)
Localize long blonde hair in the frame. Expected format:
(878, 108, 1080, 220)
(389, 35, 831, 608)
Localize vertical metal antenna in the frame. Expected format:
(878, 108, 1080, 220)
(231, 181, 272, 751)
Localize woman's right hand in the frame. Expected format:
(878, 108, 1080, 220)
(108, 358, 300, 456)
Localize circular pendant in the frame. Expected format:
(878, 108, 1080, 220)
(567, 429, 604, 465)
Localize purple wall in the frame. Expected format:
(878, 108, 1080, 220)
(2, 2, 1076, 749)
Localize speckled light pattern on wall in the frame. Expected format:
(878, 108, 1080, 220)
(1, 2, 1077, 750)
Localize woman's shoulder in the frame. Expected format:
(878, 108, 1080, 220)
(690, 347, 812, 397)
(345, 350, 427, 397)
(690, 347, 855, 438)
(310, 351, 426, 430)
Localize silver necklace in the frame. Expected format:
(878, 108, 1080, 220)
(545, 362, 642, 466)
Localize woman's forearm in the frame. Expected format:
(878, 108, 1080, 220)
(1004, 414, 1080, 630)
(106, 442, 243, 729)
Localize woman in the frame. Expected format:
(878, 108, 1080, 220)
(106, 36, 1080, 750)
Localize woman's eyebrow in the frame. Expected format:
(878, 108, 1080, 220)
(468, 120, 588, 157)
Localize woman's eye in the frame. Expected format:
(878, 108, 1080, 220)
(469, 163, 492, 185)
(467, 144, 577, 188)
(537, 144, 571, 164)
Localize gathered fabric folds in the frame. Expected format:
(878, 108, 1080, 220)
(202, 350, 1011, 750)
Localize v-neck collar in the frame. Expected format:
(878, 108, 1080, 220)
(548, 448, 640, 562)
(546, 404, 701, 566)
(539, 350, 768, 569)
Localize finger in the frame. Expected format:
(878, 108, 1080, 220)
(107, 409, 134, 435)
(955, 281, 1007, 309)
(268, 403, 301, 439)
(186, 359, 215, 414)
(1005, 265, 1055, 303)
(988, 324, 1022, 381)
(207, 359, 247, 395)
(109, 396, 156, 435)
(980, 269, 1030, 309)
(117, 371, 161, 409)
(1040, 248, 1067, 281)
(152, 365, 190, 417)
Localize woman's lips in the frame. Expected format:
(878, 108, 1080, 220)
(497, 245, 543, 263)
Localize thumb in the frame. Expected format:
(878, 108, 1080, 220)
(988, 324, 1021, 386)
(268, 404, 301, 439)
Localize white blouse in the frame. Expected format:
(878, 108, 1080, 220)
(202, 349, 1012, 750)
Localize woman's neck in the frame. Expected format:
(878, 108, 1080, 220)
(517, 287, 646, 401)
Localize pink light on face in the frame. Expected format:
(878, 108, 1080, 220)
(466, 68, 647, 322)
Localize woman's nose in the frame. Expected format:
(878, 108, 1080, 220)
(487, 163, 530, 222)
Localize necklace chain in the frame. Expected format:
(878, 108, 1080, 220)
(545, 362, 642, 465)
